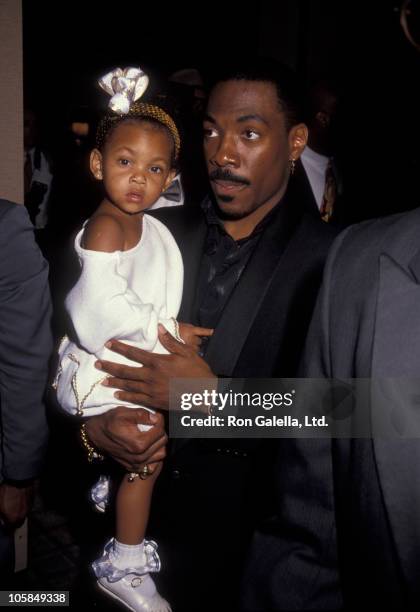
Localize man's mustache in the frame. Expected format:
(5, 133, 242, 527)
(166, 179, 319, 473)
(208, 169, 250, 186)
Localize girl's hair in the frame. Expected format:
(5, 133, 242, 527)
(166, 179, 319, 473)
(95, 101, 181, 166)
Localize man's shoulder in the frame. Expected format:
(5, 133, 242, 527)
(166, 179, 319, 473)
(333, 207, 420, 264)
(294, 211, 340, 257)
(0, 199, 27, 220)
(146, 203, 204, 236)
(300, 211, 339, 239)
(0, 200, 32, 237)
(0, 200, 45, 277)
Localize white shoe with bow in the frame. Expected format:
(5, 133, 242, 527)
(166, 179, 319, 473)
(92, 538, 171, 612)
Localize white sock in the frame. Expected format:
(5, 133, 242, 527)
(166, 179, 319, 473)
(110, 539, 146, 569)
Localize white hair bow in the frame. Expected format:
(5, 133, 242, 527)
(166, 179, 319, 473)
(98, 67, 149, 115)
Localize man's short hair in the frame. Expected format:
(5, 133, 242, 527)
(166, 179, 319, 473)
(209, 57, 304, 130)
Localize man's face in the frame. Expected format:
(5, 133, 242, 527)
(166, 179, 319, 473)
(203, 80, 306, 220)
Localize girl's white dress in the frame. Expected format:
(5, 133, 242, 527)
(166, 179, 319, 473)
(54, 213, 183, 417)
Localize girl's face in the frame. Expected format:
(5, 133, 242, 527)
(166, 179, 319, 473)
(90, 121, 176, 215)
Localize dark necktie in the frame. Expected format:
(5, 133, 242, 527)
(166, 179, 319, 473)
(320, 160, 337, 223)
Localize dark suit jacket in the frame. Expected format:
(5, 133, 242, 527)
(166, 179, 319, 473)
(0, 200, 52, 482)
(291, 159, 320, 217)
(245, 208, 420, 611)
(147, 191, 337, 610)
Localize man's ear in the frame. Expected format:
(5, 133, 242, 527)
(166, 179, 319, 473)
(288, 123, 308, 161)
(162, 169, 177, 192)
(90, 148, 103, 180)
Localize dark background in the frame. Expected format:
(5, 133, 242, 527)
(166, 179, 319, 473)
(22, 0, 420, 220)
(23, 0, 345, 108)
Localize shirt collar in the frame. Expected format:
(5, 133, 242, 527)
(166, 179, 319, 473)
(301, 145, 330, 168)
(200, 194, 284, 243)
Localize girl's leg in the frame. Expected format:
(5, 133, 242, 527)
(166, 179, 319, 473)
(93, 461, 171, 611)
(116, 461, 162, 545)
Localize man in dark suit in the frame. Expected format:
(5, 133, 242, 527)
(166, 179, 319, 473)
(304, 209, 420, 610)
(84, 59, 338, 610)
(244, 207, 420, 611)
(0, 200, 52, 581)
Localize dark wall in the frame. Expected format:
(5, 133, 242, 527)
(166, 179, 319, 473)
(23, 0, 420, 219)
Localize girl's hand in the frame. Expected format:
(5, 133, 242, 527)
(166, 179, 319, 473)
(178, 322, 213, 352)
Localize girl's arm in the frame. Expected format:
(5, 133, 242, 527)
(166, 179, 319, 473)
(82, 213, 125, 253)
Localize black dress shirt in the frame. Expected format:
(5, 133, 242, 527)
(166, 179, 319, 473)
(196, 197, 282, 337)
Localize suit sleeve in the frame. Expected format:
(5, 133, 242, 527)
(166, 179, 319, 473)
(241, 229, 354, 611)
(0, 203, 52, 481)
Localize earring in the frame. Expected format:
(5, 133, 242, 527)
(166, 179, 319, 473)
(289, 158, 296, 175)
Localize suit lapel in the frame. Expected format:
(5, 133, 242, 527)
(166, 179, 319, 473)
(163, 208, 206, 457)
(371, 250, 420, 591)
(174, 210, 207, 323)
(203, 194, 301, 375)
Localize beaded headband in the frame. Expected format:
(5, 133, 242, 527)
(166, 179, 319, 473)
(96, 67, 181, 159)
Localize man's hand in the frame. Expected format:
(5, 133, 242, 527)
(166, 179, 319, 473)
(96, 324, 216, 411)
(0, 482, 34, 529)
(85, 407, 167, 473)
